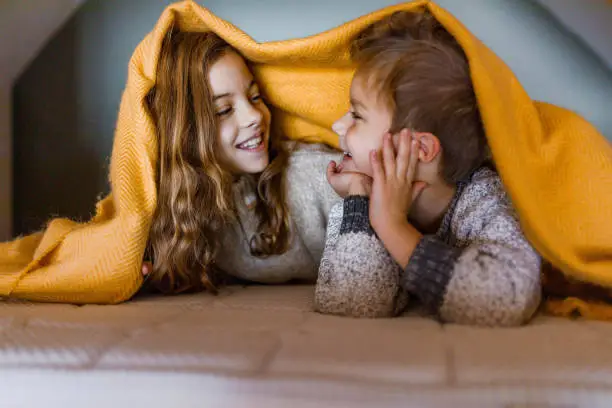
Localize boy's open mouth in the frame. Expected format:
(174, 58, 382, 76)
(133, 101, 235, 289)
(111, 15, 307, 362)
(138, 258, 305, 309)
(342, 151, 353, 163)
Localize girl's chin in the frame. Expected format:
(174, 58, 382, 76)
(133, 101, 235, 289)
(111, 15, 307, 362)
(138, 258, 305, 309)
(236, 158, 270, 175)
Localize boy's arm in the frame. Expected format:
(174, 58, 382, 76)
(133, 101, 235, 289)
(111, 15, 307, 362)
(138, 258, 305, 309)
(314, 197, 408, 318)
(402, 205, 541, 327)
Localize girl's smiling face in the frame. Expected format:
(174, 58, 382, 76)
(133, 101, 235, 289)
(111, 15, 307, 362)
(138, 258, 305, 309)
(209, 51, 272, 174)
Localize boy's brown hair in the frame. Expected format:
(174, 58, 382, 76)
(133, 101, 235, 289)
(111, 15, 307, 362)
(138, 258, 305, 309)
(351, 10, 490, 184)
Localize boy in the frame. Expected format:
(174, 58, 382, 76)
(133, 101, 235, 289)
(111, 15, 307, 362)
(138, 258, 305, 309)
(314, 10, 541, 326)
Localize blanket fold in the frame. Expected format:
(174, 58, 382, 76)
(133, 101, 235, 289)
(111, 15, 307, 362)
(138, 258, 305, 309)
(1, 0, 611, 319)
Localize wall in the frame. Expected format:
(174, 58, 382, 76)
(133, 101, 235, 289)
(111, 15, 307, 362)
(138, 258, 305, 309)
(10, 0, 612, 236)
(0, 88, 9, 241)
(0, 0, 85, 240)
(536, 0, 612, 68)
(433, 0, 612, 138)
(13, 0, 175, 235)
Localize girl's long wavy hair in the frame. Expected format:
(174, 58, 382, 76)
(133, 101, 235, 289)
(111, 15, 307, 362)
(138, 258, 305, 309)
(146, 27, 291, 294)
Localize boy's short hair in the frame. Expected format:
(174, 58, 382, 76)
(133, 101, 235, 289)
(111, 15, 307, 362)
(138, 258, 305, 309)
(351, 10, 490, 184)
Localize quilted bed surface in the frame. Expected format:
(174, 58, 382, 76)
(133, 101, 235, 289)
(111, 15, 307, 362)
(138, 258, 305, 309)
(2, 285, 612, 407)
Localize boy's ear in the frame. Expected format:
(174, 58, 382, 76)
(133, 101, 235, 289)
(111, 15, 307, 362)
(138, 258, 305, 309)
(414, 132, 441, 163)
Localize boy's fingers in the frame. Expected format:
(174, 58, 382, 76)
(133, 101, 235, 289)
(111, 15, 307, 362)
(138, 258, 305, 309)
(370, 149, 384, 180)
(406, 137, 420, 181)
(411, 181, 428, 201)
(396, 129, 411, 178)
(361, 175, 373, 195)
(326, 161, 338, 182)
(382, 133, 396, 177)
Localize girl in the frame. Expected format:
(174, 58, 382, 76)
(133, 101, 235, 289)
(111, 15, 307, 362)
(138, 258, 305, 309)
(142, 27, 341, 293)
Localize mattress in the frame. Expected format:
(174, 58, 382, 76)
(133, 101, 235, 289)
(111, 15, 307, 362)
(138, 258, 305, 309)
(1, 284, 611, 407)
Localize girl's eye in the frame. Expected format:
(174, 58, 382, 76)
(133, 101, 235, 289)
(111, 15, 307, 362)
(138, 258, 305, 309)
(251, 94, 262, 102)
(350, 111, 362, 121)
(216, 107, 233, 116)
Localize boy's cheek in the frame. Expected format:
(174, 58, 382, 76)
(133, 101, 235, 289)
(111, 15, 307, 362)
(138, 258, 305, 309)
(414, 162, 428, 181)
(354, 156, 373, 177)
(341, 156, 358, 172)
(338, 133, 348, 151)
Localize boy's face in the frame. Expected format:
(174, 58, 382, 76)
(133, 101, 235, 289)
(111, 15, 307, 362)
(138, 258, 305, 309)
(332, 76, 391, 177)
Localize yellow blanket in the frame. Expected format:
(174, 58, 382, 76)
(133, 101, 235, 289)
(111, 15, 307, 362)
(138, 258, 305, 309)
(1, 0, 611, 319)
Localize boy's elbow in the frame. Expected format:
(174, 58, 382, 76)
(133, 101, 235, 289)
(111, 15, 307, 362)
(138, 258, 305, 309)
(314, 282, 401, 318)
(511, 283, 541, 326)
(313, 287, 351, 316)
(313, 270, 355, 316)
(489, 292, 540, 327)
(440, 281, 541, 327)
(313, 290, 397, 318)
(497, 275, 542, 327)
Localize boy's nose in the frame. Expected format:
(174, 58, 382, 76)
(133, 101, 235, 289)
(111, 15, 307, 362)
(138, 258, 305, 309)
(332, 113, 351, 137)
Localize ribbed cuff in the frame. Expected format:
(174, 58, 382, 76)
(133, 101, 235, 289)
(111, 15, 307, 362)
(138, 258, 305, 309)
(403, 235, 462, 313)
(339, 196, 375, 236)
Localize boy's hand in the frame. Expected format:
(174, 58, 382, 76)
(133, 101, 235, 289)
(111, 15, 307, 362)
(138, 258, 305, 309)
(369, 129, 427, 231)
(369, 129, 427, 267)
(327, 160, 372, 198)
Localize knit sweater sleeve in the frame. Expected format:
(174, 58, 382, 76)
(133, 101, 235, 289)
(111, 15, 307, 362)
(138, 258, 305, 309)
(314, 196, 409, 318)
(403, 174, 542, 327)
(284, 143, 343, 265)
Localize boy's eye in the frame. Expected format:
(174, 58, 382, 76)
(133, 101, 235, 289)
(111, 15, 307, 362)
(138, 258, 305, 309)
(350, 111, 362, 121)
(216, 107, 233, 116)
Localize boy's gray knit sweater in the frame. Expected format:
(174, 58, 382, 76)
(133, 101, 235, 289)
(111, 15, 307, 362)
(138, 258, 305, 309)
(314, 167, 542, 327)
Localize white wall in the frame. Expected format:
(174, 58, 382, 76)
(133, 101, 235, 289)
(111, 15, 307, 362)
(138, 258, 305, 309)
(536, 0, 612, 68)
(0, 86, 9, 241)
(0, 0, 84, 240)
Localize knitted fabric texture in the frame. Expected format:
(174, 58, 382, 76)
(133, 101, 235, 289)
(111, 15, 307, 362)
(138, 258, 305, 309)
(315, 168, 542, 326)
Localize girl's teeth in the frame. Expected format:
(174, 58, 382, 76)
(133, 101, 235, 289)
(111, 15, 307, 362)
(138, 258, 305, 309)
(240, 137, 262, 149)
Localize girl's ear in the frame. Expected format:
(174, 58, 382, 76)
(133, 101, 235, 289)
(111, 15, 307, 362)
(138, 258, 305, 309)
(414, 132, 441, 163)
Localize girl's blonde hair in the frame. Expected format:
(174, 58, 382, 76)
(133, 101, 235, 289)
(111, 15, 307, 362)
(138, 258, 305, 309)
(146, 28, 291, 293)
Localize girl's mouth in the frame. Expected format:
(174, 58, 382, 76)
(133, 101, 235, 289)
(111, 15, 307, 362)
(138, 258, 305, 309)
(236, 132, 265, 151)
